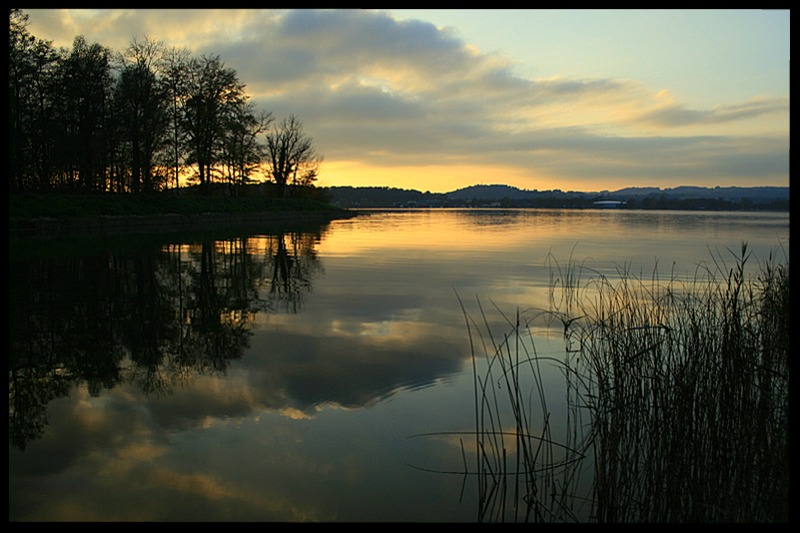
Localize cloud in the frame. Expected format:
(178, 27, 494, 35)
(635, 97, 790, 128)
(241, 327, 465, 414)
(23, 8, 790, 190)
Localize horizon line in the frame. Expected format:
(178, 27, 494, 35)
(321, 182, 790, 195)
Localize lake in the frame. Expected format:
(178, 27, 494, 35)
(9, 208, 790, 522)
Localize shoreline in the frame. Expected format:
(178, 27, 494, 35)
(10, 209, 359, 240)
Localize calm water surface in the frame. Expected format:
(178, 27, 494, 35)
(9, 208, 789, 522)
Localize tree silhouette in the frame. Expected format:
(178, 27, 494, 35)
(220, 100, 272, 195)
(9, 10, 324, 196)
(265, 115, 322, 198)
(157, 45, 192, 192)
(182, 55, 247, 195)
(114, 36, 170, 192)
(58, 36, 115, 191)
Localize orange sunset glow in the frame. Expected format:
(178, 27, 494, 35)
(22, 9, 789, 194)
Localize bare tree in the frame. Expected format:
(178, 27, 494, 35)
(264, 115, 322, 197)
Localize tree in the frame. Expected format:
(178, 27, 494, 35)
(9, 8, 34, 190)
(113, 37, 170, 192)
(264, 115, 322, 198)
(157, 45, 191, 192)
(9, 9, 59, 191)
(220, 100, 272, 195)
(56, 36, 114, 191)
(11, 10, 319, 198)
(182, 55, 246, 194)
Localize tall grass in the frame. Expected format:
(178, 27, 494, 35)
(456, 295, 594, 522)
(462, 242, 789, 522)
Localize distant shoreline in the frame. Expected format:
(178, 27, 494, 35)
(325, 184, 790, 210)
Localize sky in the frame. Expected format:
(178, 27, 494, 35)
(22, 8, 790, 193)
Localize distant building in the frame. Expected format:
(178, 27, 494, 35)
(593, 200, 626, 208)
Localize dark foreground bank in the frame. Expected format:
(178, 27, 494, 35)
(9, 192, 358, 239)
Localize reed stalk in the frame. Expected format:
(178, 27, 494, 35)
(462, 242, 789, 522)
(549, 242, 789, 522)
(457, 293, 593, 522)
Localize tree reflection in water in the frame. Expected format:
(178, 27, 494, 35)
(9, 227, 326, 450)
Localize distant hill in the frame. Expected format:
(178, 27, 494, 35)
(325, 184, 789, 211)
(324, 186, 442, 208)
(611, 185, 789, 202)
(446, 184, 535, 201)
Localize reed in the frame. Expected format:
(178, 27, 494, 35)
(462, 242, 789, 522)
(456, 294, 594, 522)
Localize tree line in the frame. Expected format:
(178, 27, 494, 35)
(325, 185, 789, 210)
(9, 9, 321, 197)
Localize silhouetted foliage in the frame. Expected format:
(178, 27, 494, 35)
(113, 37, 170, 192)
(8, 9, 322, 198)
(182, 55, 247, 194)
